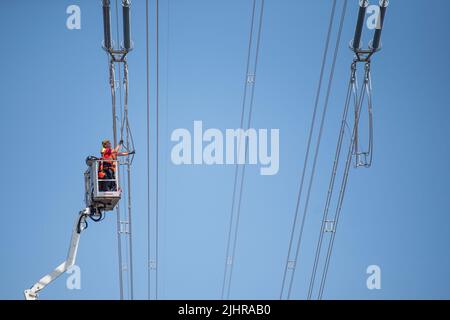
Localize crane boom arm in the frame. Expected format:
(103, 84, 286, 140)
(24, 208, 91, 300)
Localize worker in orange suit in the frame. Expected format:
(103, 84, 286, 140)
(98, 139, 135, 191)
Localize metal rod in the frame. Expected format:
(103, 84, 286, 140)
(102, 0, 112, 50)
(371, 0, 388, 50)
(122, 0, 132, 51)
(353, 0, 369, 50)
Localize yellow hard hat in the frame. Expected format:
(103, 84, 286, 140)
(102, 139, 111, 147)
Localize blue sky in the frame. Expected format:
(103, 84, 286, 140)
(1, 0, 450, 300)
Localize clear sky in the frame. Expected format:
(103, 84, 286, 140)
(1, 0, 450, 300)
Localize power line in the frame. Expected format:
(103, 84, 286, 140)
(282, 0, 348, 300)
(155, 0, 160, 300)
(146, 0, 160, 301)
(146, 0, 151, 300)
(221, 0, 265, 300)
(280, 0, 337, 300)
(221, 0, 256, 299)
(291, 0, 348, 299)
(111, 0, 134, 300)
(310, 63, 373, 300)
(307, 73, 354, 300)
(221, 0, 256, 300)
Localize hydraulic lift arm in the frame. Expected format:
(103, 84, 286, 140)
(24, 208, 91, 300)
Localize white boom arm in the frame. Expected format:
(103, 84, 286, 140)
(24, 208, 91, 300)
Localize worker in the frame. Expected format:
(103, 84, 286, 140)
(99, 139, 135, 191)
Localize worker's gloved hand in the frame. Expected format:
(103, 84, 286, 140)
(119, 139, 124, 145)
(129, 150, 136, 155)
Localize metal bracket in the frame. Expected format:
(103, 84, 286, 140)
(149, 260, 157, 270)
(287, 260, 296, 270)
(324, 220, 335, 233)
(104, 48, 131, 63)
(119, 220, 130, 234)
(355, 152, 371, 168)
(247, 74, 256, 84)
(350, 46, 377, 63)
